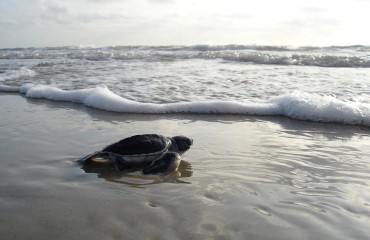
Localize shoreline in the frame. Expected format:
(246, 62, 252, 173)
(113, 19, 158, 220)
(1, 93, 370, 240)
(2, 87, 370, 128)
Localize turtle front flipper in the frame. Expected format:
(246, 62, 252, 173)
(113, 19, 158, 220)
(77, 151, 101, 164)
(77, 151, 111, 165)
(142, 152, 181, 175)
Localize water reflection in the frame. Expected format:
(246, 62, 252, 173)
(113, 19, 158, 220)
(80, 160, 193, 187)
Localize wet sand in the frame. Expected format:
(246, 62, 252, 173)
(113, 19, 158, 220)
(1, 93, 370, 240)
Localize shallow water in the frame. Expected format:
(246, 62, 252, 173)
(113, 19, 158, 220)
(2, 46, 370, 128)
(1, 94, 370, 240)
(1, 45, 370, 104)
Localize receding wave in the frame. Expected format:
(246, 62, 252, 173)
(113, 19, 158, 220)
(0, 67, 36, 81)
(1, 45, 370, 68)
(1, 84, 369, 127)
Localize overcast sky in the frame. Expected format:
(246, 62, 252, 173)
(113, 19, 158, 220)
(1, 0, 369, 48)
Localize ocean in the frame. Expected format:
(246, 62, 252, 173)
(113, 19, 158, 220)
(1, 45, 370, 125)
(0, 45, 370, 239)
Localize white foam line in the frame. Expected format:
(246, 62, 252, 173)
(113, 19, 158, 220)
(1, 83, 370, 126)
(80, 85, 279, 115)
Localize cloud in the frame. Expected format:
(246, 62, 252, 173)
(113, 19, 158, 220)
(33, 0, 131, 25)
(85, 0, 128, 3)
(1, 0, 370, 47)
(149, 0, 176, 3)
(44, 1, 69, 13)
(76, 12, 131, 23)
(0, 17, 18, 25)
(39, 1, 72, 24)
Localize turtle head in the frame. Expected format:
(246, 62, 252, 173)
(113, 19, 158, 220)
(172, 135, 193, 154)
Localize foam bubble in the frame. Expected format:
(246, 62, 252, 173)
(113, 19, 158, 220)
(0, 84, 369, 126)
(271, 91, 370, 125)
(19, 83, 36, 94)
(25, 84, 97, 103)
(0, 67, 36, 81)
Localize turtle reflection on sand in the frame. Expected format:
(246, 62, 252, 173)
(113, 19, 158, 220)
(79, 134, 193, 175)
(81, 159, 193, 186)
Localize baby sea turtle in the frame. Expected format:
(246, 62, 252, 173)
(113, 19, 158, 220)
(79, 134, 193, 174)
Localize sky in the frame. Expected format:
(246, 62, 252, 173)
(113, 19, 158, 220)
(1, 0, 369, 48)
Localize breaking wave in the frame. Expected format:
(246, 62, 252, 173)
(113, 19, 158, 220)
(1, 84, 369, 126)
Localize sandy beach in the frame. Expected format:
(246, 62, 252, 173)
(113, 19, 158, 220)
(1, 93, 370, 240)
(2, 0, 370, 238)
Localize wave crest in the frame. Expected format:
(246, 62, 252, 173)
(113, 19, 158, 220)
(1, 84, 369, 126)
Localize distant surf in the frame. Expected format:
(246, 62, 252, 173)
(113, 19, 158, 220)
(1, 84, 369, 127)
(1, 45, 370, 68)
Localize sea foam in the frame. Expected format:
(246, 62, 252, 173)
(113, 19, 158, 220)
(1, 84, 369, 126)
(0, 67, 36, 81)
